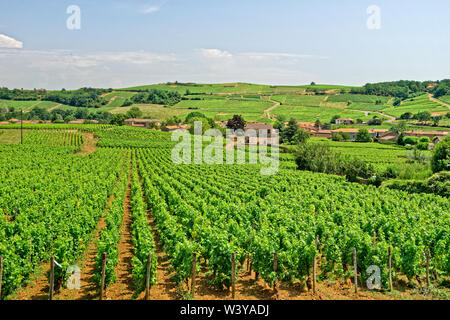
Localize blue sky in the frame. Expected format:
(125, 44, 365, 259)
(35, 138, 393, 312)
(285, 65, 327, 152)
(0, 0, 449, 89)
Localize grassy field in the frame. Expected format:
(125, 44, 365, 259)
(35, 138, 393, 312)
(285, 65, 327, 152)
(0, 129, 23, 144)
(110, 103, 189, 119)
(437, 95, 450, 105)
(271, 104, 380, 123)
(381, 94, 448, 118)
(119, 82, 359, 95)
(327, 94, 390, 104)
(103, 92, 136, 108)
(169, 99, 273, 121)
(310, 137, 410, 171)
(271, 94, 326, 106)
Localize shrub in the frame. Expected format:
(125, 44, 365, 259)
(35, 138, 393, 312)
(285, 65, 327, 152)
(431, 136, 450, 173)
(403, 136, 418, 145)
(356, 129, 372, 142)
(416, 142, 429, 151)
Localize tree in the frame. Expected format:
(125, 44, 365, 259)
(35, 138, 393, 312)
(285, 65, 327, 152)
(292, 129, 310, 145)
(415, 111, 431, 122)
(396, 132, 405, 145)
(431, 136, 450, 173)
(368, 116, 383, 126)
(185, 111, 207, 123)
(330, 115, 341, 124)
(310, 82, 316, 86)
(432, 116, 442, 127)
(110, 113, 127, 126)
(391, 120, 407, 134)
(400, 112, 413, 120)
(126, 106, 143, 119)
(356, 128, 372, 142)
(393, 98, 402, 106)
(226, 115, 246, 131)
(281, 118, 299, 143)
(314, 119, 321, 130)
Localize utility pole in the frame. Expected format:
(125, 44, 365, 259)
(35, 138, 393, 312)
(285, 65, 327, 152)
(20, 109, 23, 144)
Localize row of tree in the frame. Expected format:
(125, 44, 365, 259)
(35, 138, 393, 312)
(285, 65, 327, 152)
(0, 105, 113, 123)
(128, 89, 182, 106)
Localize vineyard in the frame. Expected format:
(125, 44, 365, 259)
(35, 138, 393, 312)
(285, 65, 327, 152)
(0, 126, 448, 301)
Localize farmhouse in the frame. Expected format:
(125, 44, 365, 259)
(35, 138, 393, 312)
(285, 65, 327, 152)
(124, 118, 161, 128)
(335, 118, 354, 125)
(161, 124, 188, 132)
(404, 130, 449, 140)
(311, 129, 332, 138)
(245, 122, 274, 136)
(68, 119, 99, 124)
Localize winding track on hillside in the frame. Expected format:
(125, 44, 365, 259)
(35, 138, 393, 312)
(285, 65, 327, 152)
(428, 93, 450, 109)
(262, 97, 280, 120)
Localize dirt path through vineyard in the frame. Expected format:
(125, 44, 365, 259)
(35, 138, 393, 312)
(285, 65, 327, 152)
(103, 164, 136, 300)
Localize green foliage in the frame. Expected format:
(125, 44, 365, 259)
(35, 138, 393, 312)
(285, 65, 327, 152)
(403, 136, 419, 145)
(356, 129, 372, 142)
(431, 136, 450, 173)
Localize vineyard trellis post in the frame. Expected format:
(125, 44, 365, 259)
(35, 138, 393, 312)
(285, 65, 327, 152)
(191, 252, 197, 297)
(20, 109, 23, 145)
(353, 248, 357, 294)
(0, 256, 3, 300)
(388, 246, 393, 292)
(426, 250, 430, 289)
(231, 253, 236, 299)
(145, 253, 152, 300)
(100, 252, 106, 300)
(273, 252, 279, 300)
(312, 253, 316, 294)
(49, 256, 55, 300)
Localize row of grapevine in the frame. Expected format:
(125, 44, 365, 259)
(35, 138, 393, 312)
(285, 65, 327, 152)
(129, 151, 157, 293)
(0, 145, 127, 297)
(23, 130, 84, 148)
(94, 151, 131, 287)
(135, 145, 449, 292)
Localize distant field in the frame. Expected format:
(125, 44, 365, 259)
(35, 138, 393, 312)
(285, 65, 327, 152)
(327, 94, 390, 104)
(110, 104, 188, 119)
(120, 82, 360, 95)
(381, 94, 448, 118)
(271, 104, 372, 123)
(271, 94, 325, 106)
(0, 100, 41, 111)
(103, 92, 136, 108)
(311, 137, 408, 170)
(437, 95, 450, 105)
(171, 99, 273, 121)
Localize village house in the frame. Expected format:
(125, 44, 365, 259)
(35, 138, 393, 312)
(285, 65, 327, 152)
(161, 124, 189, 132)
(124, 118, 161, 128)
(403, 130, 449, 140)
(311, 129, 333, 139)
(335, 118, 354, 125)
(68, 119, 99, 124)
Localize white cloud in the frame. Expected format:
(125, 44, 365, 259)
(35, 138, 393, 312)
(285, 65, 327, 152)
(0, 48, 324, 89)
(200, 48, 233, 59)
(0, 34, 23, 49)
(241, 52, 328, 60)
(140, 5, 160, 14)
